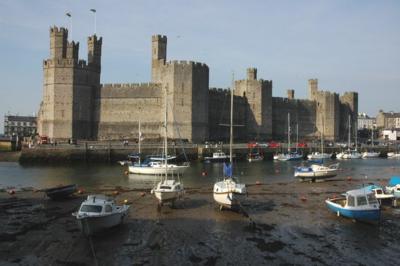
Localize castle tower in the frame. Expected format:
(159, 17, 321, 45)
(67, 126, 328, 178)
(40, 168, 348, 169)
(287, 89, 295, 100)
(247, 68, 257, 80)
(50, 27, 68, 59)
(88, 35, 102, 69)
(308, 79, 318, 100)
(38, 26, 102, 141)
(151, 35, 167, 82)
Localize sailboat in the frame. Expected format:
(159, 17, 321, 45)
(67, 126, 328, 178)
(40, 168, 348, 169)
(213, 74, 247, 210)
(362, 127, 380, 158)
(337, 115, 361, 159)
(128, 113, 189, 175)
(151, 86, 185, 206)
(308, 116, 331, 160)
(276, 113, 303, 161)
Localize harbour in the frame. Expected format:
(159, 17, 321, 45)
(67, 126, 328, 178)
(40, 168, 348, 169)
(1, 159, 400, 265)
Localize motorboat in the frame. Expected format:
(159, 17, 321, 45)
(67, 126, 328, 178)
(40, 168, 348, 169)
(277, 152, 303, 161)
(151, 178, 185, 206)
(294, 163, 339, 181)
(337, 150, 361, 159)
(247, 152, 264, 162)
(151, 86, 186, 207)
(365, 184, 394, 204)
(213, 75, 247, 210)
(44, 184, 77, 200)
(128, 160, 188, 175)
(387, 152, 400, 158)
(385, 176, 400, 198)
(204, 151, 235, 162)
(72, 195, 129, 236)
(325, 187, 380, 223)
(307, 152, 331, 160)
(362, 151, 380, 158)
(213, 163, 247, 210)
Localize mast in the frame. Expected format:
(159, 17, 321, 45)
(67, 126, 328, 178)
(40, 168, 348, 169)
(348, 115, 351, 151)
(230, 72, 234, 164)
(355, 115, 358, 151)
(287, 113, 291, 153)
(164, 85, 168, 179)
(296, 123, 299, 153)
(138, 118, 141, 164)
(321, 116, 324, 154)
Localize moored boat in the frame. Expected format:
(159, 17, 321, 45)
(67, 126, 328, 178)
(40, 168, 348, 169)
(387, 152, 400, 158)
(385, 176, 400, 198)
(248, 152, 264, 162)
(44, 184, 77, 200)
(295, 163, 339, 181)
(325, 187, 380, 223)
(128, 160, 188, 175)
(72, 195, 129, 236)
(204, 151, 235, 162)
(362, 151, 380, 158)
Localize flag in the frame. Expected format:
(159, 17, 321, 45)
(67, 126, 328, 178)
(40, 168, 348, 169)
(66, 12, 71, 17)
(90, 9, 96, 13)
(223, 163, 232, 178)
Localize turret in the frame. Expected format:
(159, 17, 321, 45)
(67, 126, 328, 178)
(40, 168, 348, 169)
(308, 79, 318, 100)
(66, 41, 79, 61)
(50, 26, 68, 59)
(247, 68, 257, 80)
(88, 35, 102, 68)
(151, 35, 167, 82)
(287, 89, 295, 100)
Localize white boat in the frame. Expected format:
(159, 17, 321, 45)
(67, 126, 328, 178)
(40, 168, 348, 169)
(387, 152, 400, 158)
(72, 195, 129, 236)
(151, 86, 186, 206)
(248, 152, 264, 162)
(204, 151, 235, 162)
(276, 113, 302, 161)
(366, 185, 394, 203)
(129, 161, 188, 175)
(295, 163, 339, 181)
(342, 150, 362, 159)
(385, 176, 400, 198)
(325, 187, 380, 223)
(337, 115, 361, 159)
(362, 151, 380, 158)
(128, 118, 188, 175)
(307, 152, 331, 160)
(213, 74, 247, 210)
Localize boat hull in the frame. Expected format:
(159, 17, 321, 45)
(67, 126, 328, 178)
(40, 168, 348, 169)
(75, 207, 129, 236)
(295, 169, 337, 180)
(45, 184, 77, 200)
(213, 191, 246, 209)
(128, 165, 188, 175)
(325, 199, 380, 222)
(154, 190, 184, 203)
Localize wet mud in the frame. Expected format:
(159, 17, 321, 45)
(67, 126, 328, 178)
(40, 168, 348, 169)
(1, 177, 400, 265)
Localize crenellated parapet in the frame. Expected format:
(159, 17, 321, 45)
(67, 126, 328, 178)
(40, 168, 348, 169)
(99, 83, 162, 98)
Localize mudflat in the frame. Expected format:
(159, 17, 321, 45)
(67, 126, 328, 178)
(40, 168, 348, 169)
(1, 178, 399, 265)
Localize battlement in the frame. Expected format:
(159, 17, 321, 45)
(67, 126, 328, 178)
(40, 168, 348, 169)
(88, 35, 103, 44)
(166, 60, 208, 69)
(43, 58, 89, 69)
(50, 26, 68, 35)
(101, 82, 158, 88)
(152, 35, 167, 42)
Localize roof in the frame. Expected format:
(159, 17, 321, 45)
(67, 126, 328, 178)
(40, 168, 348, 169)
(346, 187, 374, 196)
(5, 115, 36, 122)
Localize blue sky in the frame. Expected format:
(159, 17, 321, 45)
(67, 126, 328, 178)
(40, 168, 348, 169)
(0, 0, 399, 133)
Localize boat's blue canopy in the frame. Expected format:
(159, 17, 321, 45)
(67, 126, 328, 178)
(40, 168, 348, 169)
(347, 187, 374, 196)
(388, 176, 400, 186)
(364, 184, 382, 191)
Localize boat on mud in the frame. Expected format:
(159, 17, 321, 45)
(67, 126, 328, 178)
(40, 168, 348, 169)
(72, 195, 129, 236)
(44, 184, 77, 200)
(294, 163, 339, 181)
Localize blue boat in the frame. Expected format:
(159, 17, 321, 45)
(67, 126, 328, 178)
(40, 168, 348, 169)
(325, 187, 380, 223)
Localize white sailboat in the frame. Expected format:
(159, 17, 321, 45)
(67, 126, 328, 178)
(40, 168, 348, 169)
(337, 115, 361, 159)
(213, 74, 247, 210)
(128, 114, 189, 175)
(362, 128, 380, 158)
(276, 113, 302, 161)
(151, 86, 185, 206)
(308, 116, 331, 160)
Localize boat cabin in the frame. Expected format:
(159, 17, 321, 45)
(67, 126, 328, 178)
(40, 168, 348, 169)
(336, 188, 379, 208)
(78, 195, 117, 215)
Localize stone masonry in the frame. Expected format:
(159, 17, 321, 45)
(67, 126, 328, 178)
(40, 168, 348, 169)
(38, 26, 358, 143)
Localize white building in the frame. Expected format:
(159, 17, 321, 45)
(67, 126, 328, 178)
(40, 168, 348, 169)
(382, 129, 400, 141)
(358, 113, 375, 130)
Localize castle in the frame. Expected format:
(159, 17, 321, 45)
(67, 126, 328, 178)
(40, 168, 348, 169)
(38, 26, 358, 143)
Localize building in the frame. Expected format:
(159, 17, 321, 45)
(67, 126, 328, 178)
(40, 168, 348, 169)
(4, 115, 37, 137)
(382, 129, 400, 141)
(37, 26, 358, 143)
(358, 113, 376, 130)
(376, 110, 400, 129)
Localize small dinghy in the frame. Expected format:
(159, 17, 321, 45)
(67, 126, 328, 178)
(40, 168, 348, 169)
(72, 195, 129, 236)
(44, 184, 77, 200)
(325, 187, 380, 223)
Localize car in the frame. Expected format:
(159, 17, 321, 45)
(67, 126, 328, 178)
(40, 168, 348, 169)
(297, 142, 307, 148)
(268, 141, 280, 148)
(247, 141, 258, 148)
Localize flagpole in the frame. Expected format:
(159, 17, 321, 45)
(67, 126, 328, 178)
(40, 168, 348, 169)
(90, 9, 97, 35)
(66, 12, 72, 41)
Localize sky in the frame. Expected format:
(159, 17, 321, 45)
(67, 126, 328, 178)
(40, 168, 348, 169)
(0, 0, 399, 133)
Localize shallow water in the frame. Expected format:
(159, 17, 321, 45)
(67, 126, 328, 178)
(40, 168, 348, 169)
(1, 158, 399, 190)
